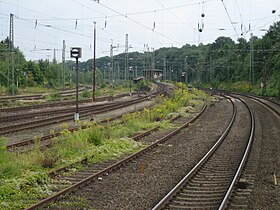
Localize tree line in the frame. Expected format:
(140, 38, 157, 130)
(0, 21, 279, 97)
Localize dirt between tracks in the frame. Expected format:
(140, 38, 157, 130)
(49, 97, 234, 209)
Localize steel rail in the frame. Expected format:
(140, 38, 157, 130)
(233, 93, 280, 117)
(203, 87, 280, 117)
(0, 101, 120, 122)
(6, 104, 157, 152)
(24, 104, 207, 210)
(0, 92, 136, 112)
(47, 114, 181, 177)
(0, 87, 88, 102)
(0, 94, 156, 135)
(218, 96, 255, 209)
(152, 95, 236, 210)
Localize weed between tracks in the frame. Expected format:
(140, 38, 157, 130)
(0, 85, 210, 209)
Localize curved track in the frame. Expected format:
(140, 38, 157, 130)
(152, 95, 255, 209)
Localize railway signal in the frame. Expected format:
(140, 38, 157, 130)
(70, 47, 82, 122)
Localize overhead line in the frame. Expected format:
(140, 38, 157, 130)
(91, 0, 181, 45)
(221, 0, 239, 39)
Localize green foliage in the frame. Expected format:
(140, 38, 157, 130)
(2, 21, 280, 96)
(6, 84, 18, 95)
(0, 83, 210, 209)
(0, 172, 52, 209)
(81, 90, 91, 99)
(87, 125, 104, 146)
(0, 138, 21, 179)
(47, 91, 61, 101)
(136, 79, 151, 92)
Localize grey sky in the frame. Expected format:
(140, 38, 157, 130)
(1, 0, 280, 62)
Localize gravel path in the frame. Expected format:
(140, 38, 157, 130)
(49, 97, 234, 209)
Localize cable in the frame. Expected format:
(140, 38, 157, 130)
(221, 0, 239, 39)
(91, 0, 181, 45)
(235, 0, 247, 35)
(251, 3, 280, 32)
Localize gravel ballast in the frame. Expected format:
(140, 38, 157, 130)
(246, 98, 280, 209)
(49, 97, 234, 209)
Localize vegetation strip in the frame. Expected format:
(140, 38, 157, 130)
(6, 105, 154, 152)
(24, 104, 206, 209)
(48, 114, 180, 178)
(0, 86, 210, 209)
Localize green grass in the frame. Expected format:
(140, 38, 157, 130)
(0, 84, 211, 209)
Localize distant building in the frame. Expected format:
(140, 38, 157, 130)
(143, 69, 162, 81)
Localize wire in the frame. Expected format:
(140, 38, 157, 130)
(251, 3, 280, 32)
(91, 0, 181, 45)
(235, 0, 247, 35)
(221, 0, 239, 39)
(15, 16, 91, 38)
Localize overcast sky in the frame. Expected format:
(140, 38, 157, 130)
(1, 0, 280, 62)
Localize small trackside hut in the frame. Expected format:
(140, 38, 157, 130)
(143, 69, 162, 82)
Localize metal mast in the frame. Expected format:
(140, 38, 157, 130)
(92, 22, 96, 101)
(125, 34, 128, 80)
(62, 40, 66, 89)
(249, 33, 254, 85)
(8, 13, 15, 94)
(110, 40, 113, 84)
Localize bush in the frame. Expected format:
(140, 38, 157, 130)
(47, 92, 61, 101)
(136, 80, 151, 92)
(6, 84, 18, 95)
(0, 138, 21, 179)
(81, 90, 91, 99)
(88, 125, 104, 146)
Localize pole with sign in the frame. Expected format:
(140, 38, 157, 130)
(70, 47, 82, 122)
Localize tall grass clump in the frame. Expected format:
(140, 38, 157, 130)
(0, 138, 21, 179)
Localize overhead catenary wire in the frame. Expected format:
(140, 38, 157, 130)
(221, 0, 239, 39)
(91, 0, 181, 45)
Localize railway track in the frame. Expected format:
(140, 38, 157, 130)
(6, 105, 163, 152)
(0, 92, 134, 112)
(24, 103, 207, 209)
(0, 101, 120, 122)
(0, 93, 157, 135)
(0, 87, 88, 102)
(233, 93, 280, 117)
(152, 95, 255, 209)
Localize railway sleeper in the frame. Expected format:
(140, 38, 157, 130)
(169, 200, 219, 207)
(175, 195, 223, 202)
(181, 190, 224, 196)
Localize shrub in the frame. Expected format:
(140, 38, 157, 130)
(6, 84, 18, 95)
(81, 90, 91, 99)
(47, 92, 61, 101)
(87, 125, 104, 146)
(0, 138, 21, 179)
